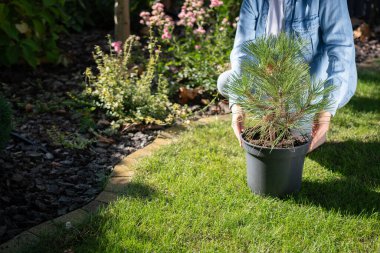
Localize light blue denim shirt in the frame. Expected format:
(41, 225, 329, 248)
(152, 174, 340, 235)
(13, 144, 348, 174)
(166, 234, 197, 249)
(218, 0, 357, 116)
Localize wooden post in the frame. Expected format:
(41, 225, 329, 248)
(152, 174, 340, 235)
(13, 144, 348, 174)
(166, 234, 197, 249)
(114, 0, 130, 42)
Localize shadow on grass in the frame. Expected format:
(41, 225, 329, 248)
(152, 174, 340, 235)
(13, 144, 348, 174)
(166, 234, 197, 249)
(344, 70, 380, 113)
(357, 61, 380, 76)
(358, 68, 380, 83)
(345, 96, 380, 113)
(296, 179, 380, 216)
(121, 181, 158, 200)
(294, 140, 380, 216)
(308, 141, 380, 185)
(23, 181, 159, 253)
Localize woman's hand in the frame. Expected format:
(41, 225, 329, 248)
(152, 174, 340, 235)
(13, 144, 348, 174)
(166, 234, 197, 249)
(231, 104, 245, 147)
(308, 111, 332, 153)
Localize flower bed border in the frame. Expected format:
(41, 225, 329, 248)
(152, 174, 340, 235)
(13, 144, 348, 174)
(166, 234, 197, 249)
(0, 114, 230, 253)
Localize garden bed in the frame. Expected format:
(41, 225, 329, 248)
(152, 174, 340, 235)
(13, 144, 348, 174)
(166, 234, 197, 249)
(0, 28, 229, 244)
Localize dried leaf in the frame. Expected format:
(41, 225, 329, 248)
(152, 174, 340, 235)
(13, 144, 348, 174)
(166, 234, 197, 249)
(178, 86, 203, 104)
(15, 22, 30, 34)
(354, 23, 371, 42)
(25, 103, 33, 113)
(97, 135, 115, 144)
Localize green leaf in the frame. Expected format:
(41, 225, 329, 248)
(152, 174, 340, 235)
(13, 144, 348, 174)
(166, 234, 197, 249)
(5, 44, 20, 65)
(42, 0, 56, 7)
(32, 19, 45, 37)
(22, 38, 40, 52)
(0, 4, 10, 22)
(1, 22, 19, 41)
(39, 12, 54, 25)
(22, 43, 38, 68)
(12, 0, 36, 17)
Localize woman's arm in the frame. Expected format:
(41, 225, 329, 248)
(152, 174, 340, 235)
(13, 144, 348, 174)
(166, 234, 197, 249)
(319, 0, 356, 116)
(229, 0, 257, 109)
(230, 0, 257, 74)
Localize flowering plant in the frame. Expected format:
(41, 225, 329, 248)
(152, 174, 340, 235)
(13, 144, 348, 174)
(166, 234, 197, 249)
(82, 33, 181, 127)
(139, 0, 237, 93)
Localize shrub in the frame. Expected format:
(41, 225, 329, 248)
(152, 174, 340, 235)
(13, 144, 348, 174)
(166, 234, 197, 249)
(83, 33, 181, 128)
(223, 33, 335, 148)
(0, 95, 12, 150)
(0, 0, 66, 67)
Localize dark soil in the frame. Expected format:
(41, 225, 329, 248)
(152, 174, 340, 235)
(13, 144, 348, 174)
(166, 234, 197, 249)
(242, 127, 310, 149)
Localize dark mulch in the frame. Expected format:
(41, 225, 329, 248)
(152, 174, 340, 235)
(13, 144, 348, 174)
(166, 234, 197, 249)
(355, 38, 380, 63)
(0, 29, 160, 244)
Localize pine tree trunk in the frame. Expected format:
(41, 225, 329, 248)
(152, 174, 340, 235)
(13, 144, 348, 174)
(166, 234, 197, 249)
(114, 0, 130, 42)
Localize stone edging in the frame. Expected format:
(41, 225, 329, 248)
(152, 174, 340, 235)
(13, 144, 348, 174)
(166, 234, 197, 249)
(0, 114, 230, 253)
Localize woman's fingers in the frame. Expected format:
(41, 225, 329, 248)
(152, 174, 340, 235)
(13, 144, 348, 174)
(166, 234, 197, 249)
(231, 104, 245, 147)
(308, 112, 331, 153)
(232, 119, 244, 147)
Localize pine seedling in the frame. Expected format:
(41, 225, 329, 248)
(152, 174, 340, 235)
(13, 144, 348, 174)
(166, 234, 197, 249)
(223, 33, 335, 148)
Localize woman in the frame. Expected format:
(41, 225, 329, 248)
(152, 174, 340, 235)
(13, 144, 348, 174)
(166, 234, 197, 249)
(217, 0, 357, 152)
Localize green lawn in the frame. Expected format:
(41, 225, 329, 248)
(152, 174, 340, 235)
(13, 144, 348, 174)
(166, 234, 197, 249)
(26, 71, 380, 252)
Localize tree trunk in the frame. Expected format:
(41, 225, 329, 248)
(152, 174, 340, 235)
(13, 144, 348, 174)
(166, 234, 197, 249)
(114, 0, 130, 42)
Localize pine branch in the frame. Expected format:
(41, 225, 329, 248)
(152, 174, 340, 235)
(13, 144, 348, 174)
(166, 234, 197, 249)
(223, 33, 335, 148)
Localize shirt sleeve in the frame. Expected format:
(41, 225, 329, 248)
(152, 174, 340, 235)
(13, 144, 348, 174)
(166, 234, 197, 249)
(228, 0, 257, 109)
(319, 0, 356, 116)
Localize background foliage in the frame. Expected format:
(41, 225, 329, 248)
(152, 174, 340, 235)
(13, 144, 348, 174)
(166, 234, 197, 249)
(0, 0, 66, 67)
(0, 0, 241, 68)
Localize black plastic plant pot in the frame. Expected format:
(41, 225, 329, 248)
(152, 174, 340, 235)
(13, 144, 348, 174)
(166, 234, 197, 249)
(241, 136, 311, 197)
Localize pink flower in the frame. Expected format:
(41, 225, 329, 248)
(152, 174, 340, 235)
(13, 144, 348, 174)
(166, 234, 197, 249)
(152, 2, 164, 12)
(177, 0, 206, 28)
(139, 11, 150, 18)
(162, 28, 172, 40)
(139, 2, 174, 31)
(210, 0, 223, 8)
(222, 17, 229, 25)
(194, 26, 206, 35)
(194, 45, 201, 50)
(111, 41, 122, 54)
